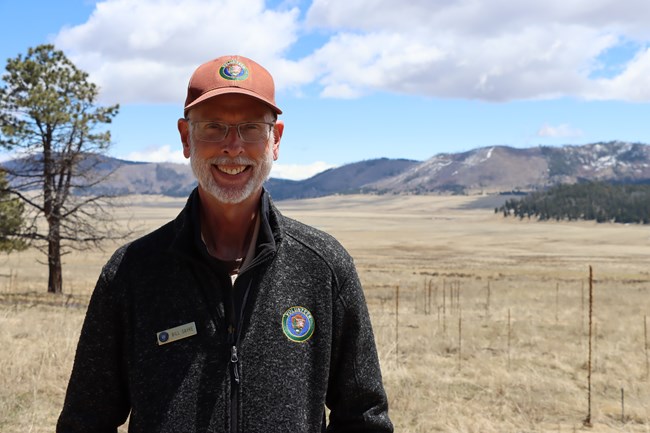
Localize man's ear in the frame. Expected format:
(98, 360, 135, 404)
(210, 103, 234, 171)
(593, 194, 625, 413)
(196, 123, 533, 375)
(178, 118, 191, 159)
(272, 120, 284, 161)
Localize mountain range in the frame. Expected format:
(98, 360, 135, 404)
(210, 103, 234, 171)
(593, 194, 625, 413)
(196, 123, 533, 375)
(368, 141, 650, 195)
(4, 141, 650, 199)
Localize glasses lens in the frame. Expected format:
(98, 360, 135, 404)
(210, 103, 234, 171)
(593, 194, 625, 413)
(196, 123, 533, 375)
(191, 121, 272, 142)
(195, 122, 228, 142)
(238, 123, 270, 142)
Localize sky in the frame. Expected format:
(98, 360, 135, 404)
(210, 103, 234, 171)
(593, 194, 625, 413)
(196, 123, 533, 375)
(1, 0, 650, 180)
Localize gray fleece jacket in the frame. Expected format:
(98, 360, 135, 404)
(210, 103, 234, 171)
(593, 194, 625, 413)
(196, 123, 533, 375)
(57, 189, 393, 433)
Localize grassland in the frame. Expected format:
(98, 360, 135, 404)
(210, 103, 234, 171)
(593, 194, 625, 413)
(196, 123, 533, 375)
(1, 194, 649, 432)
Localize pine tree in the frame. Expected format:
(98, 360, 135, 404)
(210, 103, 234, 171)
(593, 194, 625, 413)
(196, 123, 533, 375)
(0, 44, 122, 293)
(0, 169, 25, 252)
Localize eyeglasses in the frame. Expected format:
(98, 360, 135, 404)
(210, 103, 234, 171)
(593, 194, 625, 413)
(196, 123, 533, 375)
(189, 121, 274, 143)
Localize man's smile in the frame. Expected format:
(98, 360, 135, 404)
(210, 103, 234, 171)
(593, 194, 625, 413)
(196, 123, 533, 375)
(215, 164, 250, 176)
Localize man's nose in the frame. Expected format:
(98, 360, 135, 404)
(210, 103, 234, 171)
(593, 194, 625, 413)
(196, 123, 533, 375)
(220, 127, 245, 154)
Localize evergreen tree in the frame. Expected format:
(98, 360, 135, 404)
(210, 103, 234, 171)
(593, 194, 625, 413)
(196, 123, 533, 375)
(498, 182, 650, 225)
(0, 169, 25, 252)
(0, 45, 121, 293)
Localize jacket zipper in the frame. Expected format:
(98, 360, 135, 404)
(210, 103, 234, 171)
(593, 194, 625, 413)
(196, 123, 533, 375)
(230, 345, 240, 383)
(229, 284, 250, 433)
(229, 295, 240, 433)
(229, 251, 273, 433)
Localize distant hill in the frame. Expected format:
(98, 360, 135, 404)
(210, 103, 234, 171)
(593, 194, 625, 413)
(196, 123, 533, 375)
(92, 161, 198, 197)
(367, 141, 650, 194)
(2, 155, 197, 197)
(265, 158, 419, 200)
(3, 141, 650, 199)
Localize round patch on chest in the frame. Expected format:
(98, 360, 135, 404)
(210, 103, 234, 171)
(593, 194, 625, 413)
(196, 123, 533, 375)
(282, 306, 315, 343)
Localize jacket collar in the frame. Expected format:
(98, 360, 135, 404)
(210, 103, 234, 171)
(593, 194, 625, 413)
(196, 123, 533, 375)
(169, 187, 282, 261)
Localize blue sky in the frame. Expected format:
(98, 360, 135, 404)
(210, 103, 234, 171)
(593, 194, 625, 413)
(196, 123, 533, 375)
(2, 0, 650, 179)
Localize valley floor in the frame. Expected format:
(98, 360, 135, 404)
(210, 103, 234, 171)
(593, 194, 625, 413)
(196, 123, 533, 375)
(1, 194, 649, 432)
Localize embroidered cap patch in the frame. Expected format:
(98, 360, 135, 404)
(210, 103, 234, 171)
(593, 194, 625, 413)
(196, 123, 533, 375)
(219, 59, 249, 81)
(282, 306, 315, 343)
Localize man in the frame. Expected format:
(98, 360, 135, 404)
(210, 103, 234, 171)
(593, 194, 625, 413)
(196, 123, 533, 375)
(57, 55, 393, 433)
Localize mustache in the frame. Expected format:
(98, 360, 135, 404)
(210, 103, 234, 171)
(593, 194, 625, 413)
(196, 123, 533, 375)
(204, 156, 258, 166)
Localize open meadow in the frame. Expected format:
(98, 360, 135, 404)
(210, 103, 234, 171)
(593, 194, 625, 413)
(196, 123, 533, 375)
(1, 193, 649, 432)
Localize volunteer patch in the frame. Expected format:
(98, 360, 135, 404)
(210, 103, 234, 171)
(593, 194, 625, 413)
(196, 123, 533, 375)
(282, 306, 315, 343)
(157, 322, 197, 346)
(219, 59, 249, 81)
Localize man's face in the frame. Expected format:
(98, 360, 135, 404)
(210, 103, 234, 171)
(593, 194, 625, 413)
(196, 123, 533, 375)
(179, 94, 283, 205)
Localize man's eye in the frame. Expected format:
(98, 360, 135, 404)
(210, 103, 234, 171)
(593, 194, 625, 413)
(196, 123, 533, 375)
(242, 123, 262, 131)
(204, 122, 227, 131)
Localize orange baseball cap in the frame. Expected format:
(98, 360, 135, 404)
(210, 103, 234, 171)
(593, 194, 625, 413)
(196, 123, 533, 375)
(184, 55, 282, 116)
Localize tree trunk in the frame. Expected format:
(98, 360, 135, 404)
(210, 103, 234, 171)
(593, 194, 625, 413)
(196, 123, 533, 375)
(47, 223, 63, 294)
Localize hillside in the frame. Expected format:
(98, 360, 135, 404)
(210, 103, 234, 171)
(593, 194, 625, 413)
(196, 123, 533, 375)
(265, 158, 419, 200)
(90, 161, 198, 197)
(367, 141, 650, 194)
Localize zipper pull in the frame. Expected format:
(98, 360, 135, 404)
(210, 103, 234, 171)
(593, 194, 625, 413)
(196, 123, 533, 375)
(231, 345, 240, 384)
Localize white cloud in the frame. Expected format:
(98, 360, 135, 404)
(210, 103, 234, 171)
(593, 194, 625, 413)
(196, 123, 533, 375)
(0, 148, 40, 162)
(271, 161, 336, 180)
(123, 145, 187, 164)
(303, 0, 650, 101)
(53, 0, 650, 103)
(306, 0, 650, 38)
(55, 0, 301, 104)
(0, 150, 13, 163)
(589, 47, 650, 101)
(537, 124, 584, 138)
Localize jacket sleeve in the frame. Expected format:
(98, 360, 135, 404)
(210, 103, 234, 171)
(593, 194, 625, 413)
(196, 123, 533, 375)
(57, 250, 131, 433)
(325, 257, 393, 432)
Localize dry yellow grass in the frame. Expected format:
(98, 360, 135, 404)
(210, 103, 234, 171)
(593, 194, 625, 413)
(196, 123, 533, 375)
(1, 194, 649, 432)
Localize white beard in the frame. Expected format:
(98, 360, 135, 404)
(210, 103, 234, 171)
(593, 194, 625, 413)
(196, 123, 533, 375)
(190, 139, 274, 204)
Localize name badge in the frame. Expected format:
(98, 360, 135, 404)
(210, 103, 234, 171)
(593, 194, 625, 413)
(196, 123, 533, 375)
(157, 322, 197, 346)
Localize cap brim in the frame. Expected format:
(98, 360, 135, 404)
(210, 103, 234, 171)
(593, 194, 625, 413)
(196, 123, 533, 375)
(184, 87, 282, 116)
